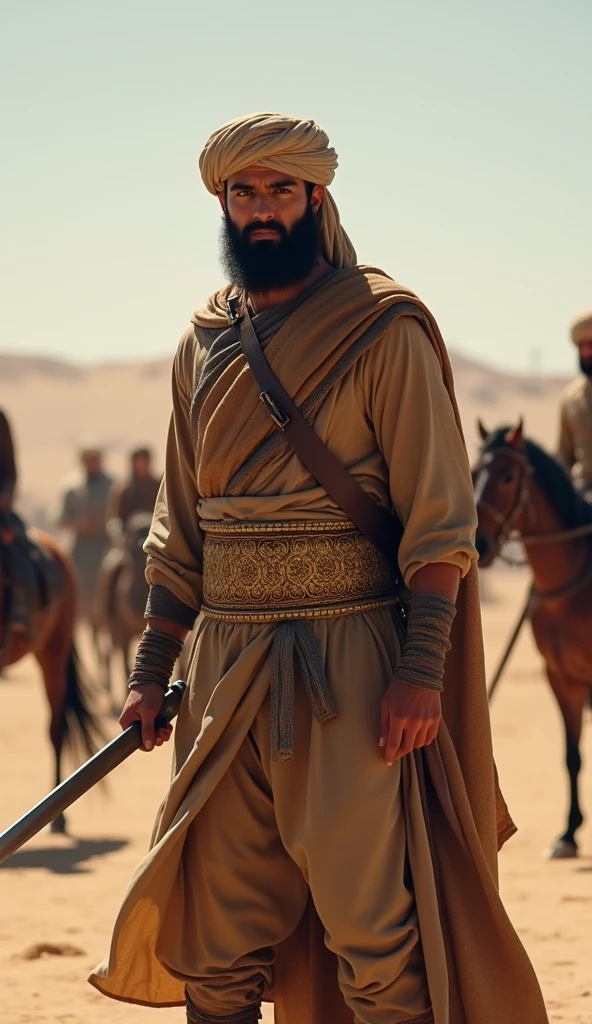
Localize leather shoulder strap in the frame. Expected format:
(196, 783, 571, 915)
(228, 299, 403, 574)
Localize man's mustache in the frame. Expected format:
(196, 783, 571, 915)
(241, 220, 288, 242)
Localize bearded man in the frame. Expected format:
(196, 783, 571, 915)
(558, 310, 592, 497)
(90, 113, 548, 1024)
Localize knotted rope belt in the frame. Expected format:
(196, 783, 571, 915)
(201, 520, 401, 760)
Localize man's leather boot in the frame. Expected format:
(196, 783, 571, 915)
(185, 993, 262, 1024)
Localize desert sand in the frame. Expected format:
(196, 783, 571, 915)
(1, 351, 591, 1022)
(0, 350, 570, 526)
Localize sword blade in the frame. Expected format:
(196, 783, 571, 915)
(0, 681, 185, 865)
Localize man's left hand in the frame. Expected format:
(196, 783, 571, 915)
(379, 678, 441, 766)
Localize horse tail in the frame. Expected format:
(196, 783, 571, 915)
(62, 644, 104, 762)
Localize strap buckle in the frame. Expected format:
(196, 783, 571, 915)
(226, 296, 242, 325)
(260, 391, 290, 430)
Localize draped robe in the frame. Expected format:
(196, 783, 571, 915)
(89, 266, 548, 1024)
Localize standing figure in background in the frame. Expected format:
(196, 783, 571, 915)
(100, 445, 161, 617)
(95, 448, 162, 697)
(558, 309, 592, 498)
(106, 447, 162, 533)
(54, 442, 113, 633)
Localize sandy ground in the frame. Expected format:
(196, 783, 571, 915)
(1, 566, 591, 1023)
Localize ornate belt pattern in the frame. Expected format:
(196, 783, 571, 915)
(200, 520, 399, 623)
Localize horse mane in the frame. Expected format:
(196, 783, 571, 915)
(0, 409, 17, 487)
(484, 426, 592, 530)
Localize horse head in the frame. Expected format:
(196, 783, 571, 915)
(472, 418, 528, 567)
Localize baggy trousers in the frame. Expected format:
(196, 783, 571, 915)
(161, 612, 433, 1024)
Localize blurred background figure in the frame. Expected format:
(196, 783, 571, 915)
(101, 446, 161, 603)
(0, 410, 17, 512)
(96, 447, 161, 704)
(0, 409, 47, 638)
(54, 441, 113, 639)
(557, 309, 592, 498)
(106, 446, 161, 533)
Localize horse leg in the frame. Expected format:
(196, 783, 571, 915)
(545, 672, 587, 859)
(96, 622, 113, 706)
(36, 649, 69, 835)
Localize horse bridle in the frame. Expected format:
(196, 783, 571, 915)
(474, 445, 534, 552)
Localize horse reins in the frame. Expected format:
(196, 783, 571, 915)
(475, 446, 534, 547)
(475, 444, 592, 602)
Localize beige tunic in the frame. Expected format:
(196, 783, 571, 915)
(90, 267, 548, 1024)
(145, 315, 476, 610)
(558, 374, 592, 489)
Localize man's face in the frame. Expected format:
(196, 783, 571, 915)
(132, 453, 151, 478)
(81, 452, 101, 476)
(219, 166, 324, 292)
(578, 339, 592, 377)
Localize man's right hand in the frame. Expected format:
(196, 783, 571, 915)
(119, 684, 173, 752)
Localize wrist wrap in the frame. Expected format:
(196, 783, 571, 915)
(145, 583, 198, 630)
(128, 627, 184, 690)
(395, 593, 456, 692)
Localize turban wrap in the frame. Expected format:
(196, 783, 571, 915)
(199, 112, 357, 270)
(571, 309, 592, 345)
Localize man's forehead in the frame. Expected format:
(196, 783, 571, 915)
(224, 165, 306, 189)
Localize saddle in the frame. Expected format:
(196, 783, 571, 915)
(0, 511, 60, 638)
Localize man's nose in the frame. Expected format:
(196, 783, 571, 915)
(252, 196, 275, 220)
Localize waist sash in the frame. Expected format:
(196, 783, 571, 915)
(201, 519, 400, 623)
(201, 520, 400, 760)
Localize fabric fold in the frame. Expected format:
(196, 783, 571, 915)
(270, 620, 337, 761)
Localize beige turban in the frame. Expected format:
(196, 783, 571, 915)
(571, 309, 592, 345)
(199, 112, 357, 270)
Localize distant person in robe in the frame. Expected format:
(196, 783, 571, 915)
(558, 309, 592, 497)
(54, 441, 113, 625)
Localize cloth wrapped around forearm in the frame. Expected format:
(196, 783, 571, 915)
(128, 627, 184, 690)
(145, 583, 198, 631)
(395, 593, 457, 692)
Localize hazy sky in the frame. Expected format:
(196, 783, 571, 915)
(1, 0, 590, 373)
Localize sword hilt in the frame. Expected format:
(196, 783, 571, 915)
(0, 681, 186, 865)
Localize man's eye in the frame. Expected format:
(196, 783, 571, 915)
(274, 188, 291, 195)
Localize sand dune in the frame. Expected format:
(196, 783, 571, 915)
(0, 349, 571, 525)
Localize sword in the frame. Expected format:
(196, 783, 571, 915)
(0, 681, 186, 865)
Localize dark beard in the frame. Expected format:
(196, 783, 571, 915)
(219, 203, 320, 293)
(579, 356, 592, 377)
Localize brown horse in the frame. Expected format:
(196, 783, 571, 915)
(0, 410, 103, 833)
(0, 528, 104, 832)
(473, 419, 592, 858)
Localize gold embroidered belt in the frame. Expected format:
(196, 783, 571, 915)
(201, 520, 400, 623)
